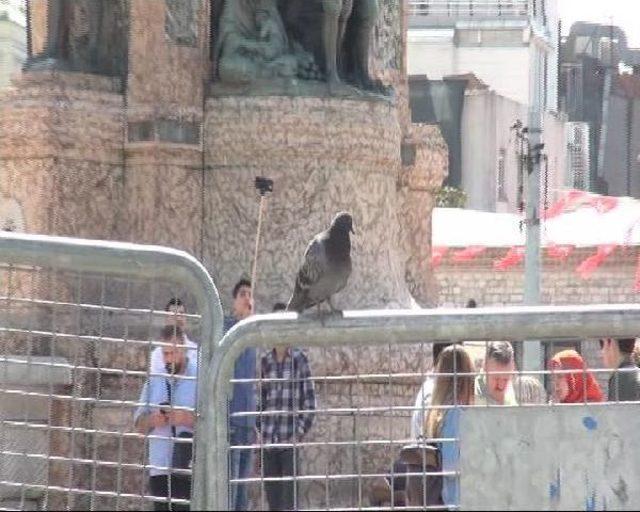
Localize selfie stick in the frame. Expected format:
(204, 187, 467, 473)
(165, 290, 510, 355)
(252, 177, 274, 311)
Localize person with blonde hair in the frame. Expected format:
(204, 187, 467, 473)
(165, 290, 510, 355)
(512, 375, 547, 405)
(424, 345, 475, 508)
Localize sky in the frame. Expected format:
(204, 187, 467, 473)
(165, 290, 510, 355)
(558, 0, 640, 47)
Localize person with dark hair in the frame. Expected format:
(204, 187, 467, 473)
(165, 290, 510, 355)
(150, 298, 197, 378)
(410, 342, 453, 439)
(224, 279, 255, 511)
(600, 338, 640, 401)
(475, 341, 517, 405)
(466, 299, 477, 309)
(272, 302, 287, 312)
(256, 310, 316, 511)
(135, 326, 196, 511)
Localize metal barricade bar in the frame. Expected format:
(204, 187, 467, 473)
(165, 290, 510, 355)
(199, 305, 640, 510)
(0, 232, 223, 368)
(0, 232, 224, 509)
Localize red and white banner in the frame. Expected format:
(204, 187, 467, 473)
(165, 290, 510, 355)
(494, 247, 525, 271)
(546, 244, 575, 262)
(576, 244, 617, 280)
(543, 190, 619, 219)
(431, 246, 448, 268)
(452, 246, 486, 262)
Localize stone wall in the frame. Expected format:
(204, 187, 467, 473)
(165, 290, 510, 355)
(203, 95, 407, 313)
(435, 246, 640, 390)
(0, 71, 125, 238)
(399, 124, 448, 306)
(435, 247, 640, 308)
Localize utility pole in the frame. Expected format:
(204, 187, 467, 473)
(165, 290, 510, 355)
(522, 36, 545, 374)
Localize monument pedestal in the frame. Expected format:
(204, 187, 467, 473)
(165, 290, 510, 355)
(203, 95, 448, 509)
(204, 95, 411, 310)
(0, 71, 124, 239)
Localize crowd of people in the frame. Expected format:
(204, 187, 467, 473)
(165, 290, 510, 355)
(133, 280, 317, 511)
(406, 335, 640, 508)
(132, 287, 640, 511)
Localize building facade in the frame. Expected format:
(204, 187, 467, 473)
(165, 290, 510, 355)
(0, 0, 26, 89)
(407, 0, 559, 110)
(410, 73, 568, 212)
(560, 22, 640, 197)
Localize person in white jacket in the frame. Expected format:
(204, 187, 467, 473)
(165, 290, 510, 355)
(150, 298, 197, 377)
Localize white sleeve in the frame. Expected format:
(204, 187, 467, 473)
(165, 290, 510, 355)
(150, 346, 164, 375)
(411, 377, 434, 440)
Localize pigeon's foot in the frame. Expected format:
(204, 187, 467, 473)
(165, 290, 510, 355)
(327, 297, 344, 316)
(296, 302, 343, 326)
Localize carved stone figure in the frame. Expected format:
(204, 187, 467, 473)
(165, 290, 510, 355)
(214, 0, 320, 84)
(165, 0, 199, 47)
(279, 0, 382, 91)
(26, 0, 128, 77)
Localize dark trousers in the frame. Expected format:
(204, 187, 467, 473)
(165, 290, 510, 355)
(263, 447, 296, 511)
(149, 475, 191, 511)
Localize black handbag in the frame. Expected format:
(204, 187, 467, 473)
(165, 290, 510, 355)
(165, 380, 194, 472)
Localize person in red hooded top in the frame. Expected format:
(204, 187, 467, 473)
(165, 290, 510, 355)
(549, 350, 604, 403)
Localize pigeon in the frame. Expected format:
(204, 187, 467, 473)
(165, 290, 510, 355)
(287, 212, 354, 314)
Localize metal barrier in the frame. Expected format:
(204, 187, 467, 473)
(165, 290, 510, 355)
(2, 232, 639, 510)
(198, 305, 640, 510)
(0, 232, 223, 510)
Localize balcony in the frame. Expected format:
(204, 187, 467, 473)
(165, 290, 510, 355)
(408, 0, 542, 29)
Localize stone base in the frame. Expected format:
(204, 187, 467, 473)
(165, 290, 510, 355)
(0, 71, 125, 238)
(203, 95, 411, 312)
(209, 78, 396, 102)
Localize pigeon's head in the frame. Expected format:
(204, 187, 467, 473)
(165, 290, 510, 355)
(330, 212, 355, 235)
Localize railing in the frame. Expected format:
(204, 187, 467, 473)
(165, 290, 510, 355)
(408, 0, 530, 19)
(197, 305, 640, 510)
(0, 232, 223, 510)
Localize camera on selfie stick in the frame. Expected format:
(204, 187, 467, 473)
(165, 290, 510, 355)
(255, 177, 274, 197)
(252, 177, 274, 312)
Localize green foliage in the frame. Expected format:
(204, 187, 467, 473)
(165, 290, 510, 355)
(436, 186, 467, 208)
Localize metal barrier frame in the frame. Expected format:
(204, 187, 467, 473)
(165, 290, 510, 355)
(199, 304, 640, 510)
(0, 231, 224, 506)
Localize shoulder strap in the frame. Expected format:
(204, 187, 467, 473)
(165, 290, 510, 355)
(165, 378, 176, 438)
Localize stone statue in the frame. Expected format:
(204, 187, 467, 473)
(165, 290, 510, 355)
(26, 0, 128, 78)
(214, 0, 319, 84)
(322, 0, 380, 88)
(279, 0, 383, 92)
(165, 0, 199, 47)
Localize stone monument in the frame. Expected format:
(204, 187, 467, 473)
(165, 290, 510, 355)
(0, 0, 448, 508)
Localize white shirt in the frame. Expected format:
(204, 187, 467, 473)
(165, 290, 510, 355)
(411, 375, 435, 440)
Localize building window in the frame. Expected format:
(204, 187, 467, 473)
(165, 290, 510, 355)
(497, 148, 507, 201)
(127, 119, 200, 145)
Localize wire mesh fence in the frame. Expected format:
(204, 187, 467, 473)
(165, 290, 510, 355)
(199, 307, 640, 511)
(1, 232, 639, 511)
(0, 232, 222, 511)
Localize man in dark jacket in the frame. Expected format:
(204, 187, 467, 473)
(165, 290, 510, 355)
(224, 279, 255, 511)
(600, 338, 640, 401)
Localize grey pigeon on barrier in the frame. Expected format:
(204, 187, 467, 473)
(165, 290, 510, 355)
(287, 212, 354, 314)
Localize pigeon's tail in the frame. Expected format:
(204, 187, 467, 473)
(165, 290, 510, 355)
(286, 285, 310, 313)
(286, 294, 305, 314)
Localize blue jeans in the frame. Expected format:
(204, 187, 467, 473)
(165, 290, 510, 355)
(229, 429, 253, 511)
